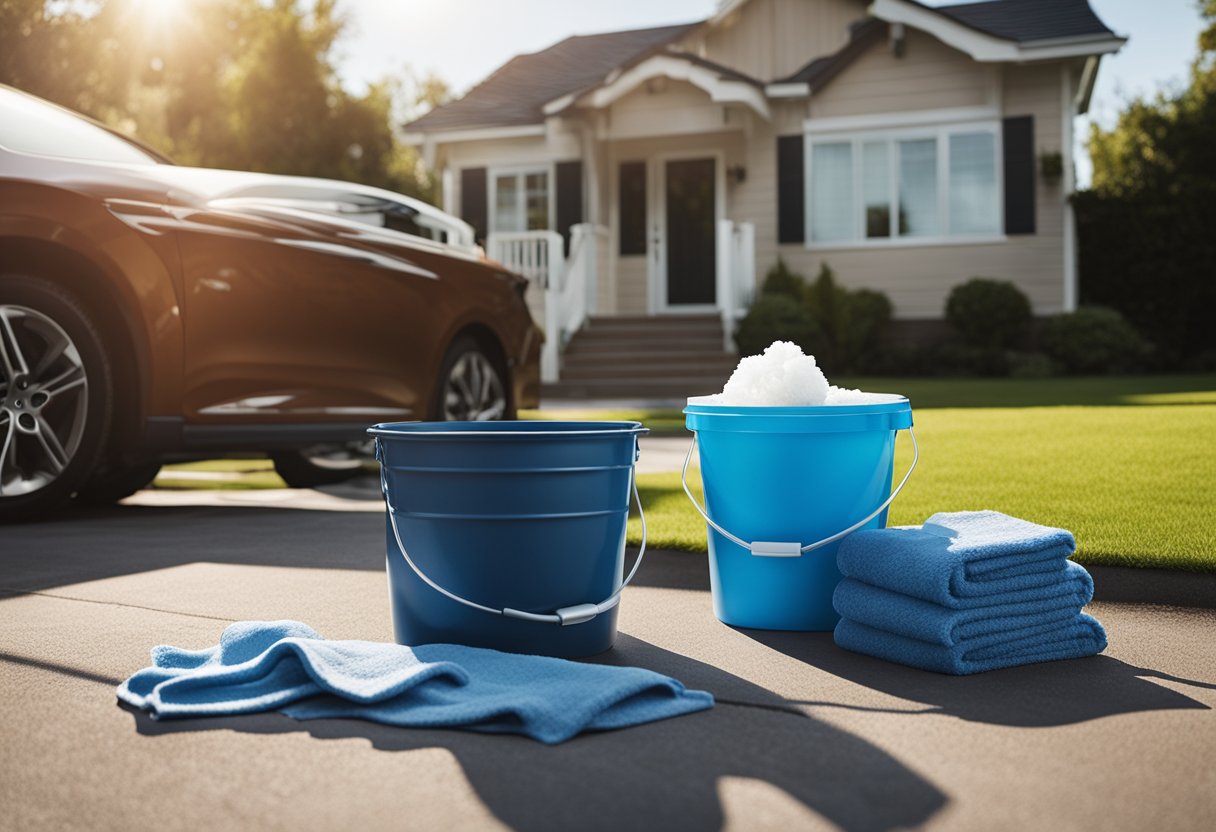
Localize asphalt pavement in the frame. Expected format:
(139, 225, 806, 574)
(1, 485, 1214, 831)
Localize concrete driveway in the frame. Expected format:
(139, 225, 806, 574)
(2, 487, 1215, 831)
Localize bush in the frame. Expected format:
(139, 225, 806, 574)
(926, 342, 1009, 377)
(802, 264, 892, 374)
(1008, 352, 1057, 379)
(760, 257, 804, 299)
(734, 293, 820, 357)
(945, 278, 1032, 351)
(1040, 306, 1153, 374)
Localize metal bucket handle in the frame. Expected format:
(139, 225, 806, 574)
(376, 436, 648, 627)
(681, 427, 918, 557)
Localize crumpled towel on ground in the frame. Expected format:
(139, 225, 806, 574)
(118, 620, 714, 744)
(837, 510, 1079, 606)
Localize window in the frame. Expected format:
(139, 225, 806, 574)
(490, 168, 551, 232)
(0, 86, 161, 165)
(806, 122, 1001, 246)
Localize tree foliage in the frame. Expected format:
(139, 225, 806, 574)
(1077, 1, 1216, 362)
(0, 0, 449, 199)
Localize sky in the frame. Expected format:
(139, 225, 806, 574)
(331, 0, 1207, 187)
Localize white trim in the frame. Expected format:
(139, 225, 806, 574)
(542, 93, 577, 117)
(805, 106, 999, 135)
(575, 54, 770, 120)
(804, 119, 1004, 249)
(401, 123, 546, 147)
(871, 0, 1127, 62)
(1075, 55, 1100, 115)
(1062, 63, 1079, 313)
(651, 150, 726, 314)
(765, 82, 811, 99)
(488, 164, 556, 234)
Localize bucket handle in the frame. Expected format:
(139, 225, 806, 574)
(377, 441, 648, 627)
(680, 427, 918, 557)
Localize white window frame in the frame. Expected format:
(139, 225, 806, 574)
(488, 164, 556, 233)
(803, 117, 1005, 250)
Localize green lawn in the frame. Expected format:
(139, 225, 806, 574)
(157, 375, 1216, 572)
(632, 402, 1216, 572)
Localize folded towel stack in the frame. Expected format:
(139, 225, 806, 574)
(118, 621, 713, 744)
(832, 511, 1107, 675)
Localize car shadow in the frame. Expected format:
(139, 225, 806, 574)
(121, 633, 950, 832)
(736, 628, 1213, 727)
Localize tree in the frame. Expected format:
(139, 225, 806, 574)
(0, 0, 445, 200)
(1076, 1, 1216, 362)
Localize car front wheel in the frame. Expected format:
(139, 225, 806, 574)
(0, 275, 112, 521)
(434, 336, 509, 421)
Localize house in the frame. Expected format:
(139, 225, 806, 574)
(404, 0, 1125, 389)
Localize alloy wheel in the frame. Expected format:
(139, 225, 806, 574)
(0, 304, 89, 496)
(442, 350, 506, 421)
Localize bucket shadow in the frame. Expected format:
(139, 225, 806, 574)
(739, 629, 1213, 727)
(122, 635, 949, 832)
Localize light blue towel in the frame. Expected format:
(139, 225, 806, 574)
(118, 621, 714, 744)
(834, 613, 1107, 675)
(837, 510, 1078, 607)
(832, 561, 1094, 649)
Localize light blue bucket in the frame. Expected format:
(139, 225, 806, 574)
(683, 395, 917, 631)
(369, 421, 650, 658)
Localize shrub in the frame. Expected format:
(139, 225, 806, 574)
(760, 257, 804, 299)
(734, 293, 820, 357)
(1008, 352, 1057, 379)
(802, 264, 892, 374)
(927, 342, 1009, 377)
(945, 278, 1032, 351)
(1040, 306, 1153, 374)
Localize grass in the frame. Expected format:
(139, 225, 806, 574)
(629, 400, 1216, 572)
(156, 375, 1216, 572)
(522, 374, 1216, 435)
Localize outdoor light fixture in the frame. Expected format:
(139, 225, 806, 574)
(728, 165, 747, 184)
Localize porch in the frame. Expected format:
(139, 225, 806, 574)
(487, 219, 754, 385)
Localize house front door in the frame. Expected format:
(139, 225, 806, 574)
(659, 157, 717, 310)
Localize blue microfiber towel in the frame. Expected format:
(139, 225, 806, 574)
(834, 613, 1108, 675)
(832, 561, 1095, 649)
(837, 510, 1078, 607)
(117, 621, 714, 744)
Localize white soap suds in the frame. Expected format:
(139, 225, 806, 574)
(709, 341, 891, 406)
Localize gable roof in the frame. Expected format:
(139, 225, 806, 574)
(407, 1, 1124, 134)
(925, 0, 1117, 44)
(405, 23, 698, 132)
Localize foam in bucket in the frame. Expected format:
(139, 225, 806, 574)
(708, 341, 889, 406)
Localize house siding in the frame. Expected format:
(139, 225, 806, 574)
(760, 59, 1069, 319)
(687, 0, 868, 82)
(808, 29, 997, 119)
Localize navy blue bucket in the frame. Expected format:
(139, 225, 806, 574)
(369, 421, 649, 658)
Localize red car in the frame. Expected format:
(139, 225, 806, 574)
(0, 85, 540, 520)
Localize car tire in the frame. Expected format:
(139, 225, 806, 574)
(271, 445, 367, 489)
(430, 335, 511, 421)
(0, 274, 113, 522)
(74, 460, 162, 505)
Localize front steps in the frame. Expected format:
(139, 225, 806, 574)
(541, 315, 738, 400)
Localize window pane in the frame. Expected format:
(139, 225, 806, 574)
(949, 131, 999, 234)
(810, 142, 854, 242)
(525, 171, 549, 231)
(898, 138, 938, 237)
(862, 140, 890, 239)
(618, 161, 647, 255)
(493, 174, 521, 231)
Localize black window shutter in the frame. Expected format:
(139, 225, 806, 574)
(1002, 116, 1036, 235)
(555, 160, 583, 256)
(460, 167, 487, 243)
(777, 135, 805, 244)
(618, 161, 647, 256)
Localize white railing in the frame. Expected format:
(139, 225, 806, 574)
(716, 220, 755, 352)
(487, 225, 607, 383)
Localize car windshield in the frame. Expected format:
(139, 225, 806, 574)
(0, 87, 161, 165)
